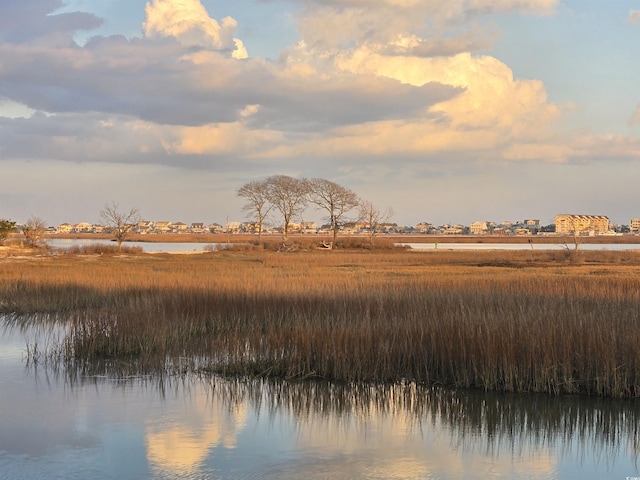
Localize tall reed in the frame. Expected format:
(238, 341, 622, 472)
(2, 250, 640, 397)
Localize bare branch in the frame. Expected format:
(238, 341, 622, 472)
(237, 180, 273, 240)
(22, 215, 47, 248)
(306, 178, 360, 244)
(359, 200, 394, 246)
(264, 175, 308, 241)
(100, 202, 141, 250)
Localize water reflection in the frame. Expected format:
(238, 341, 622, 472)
(1, 318, 640, 479)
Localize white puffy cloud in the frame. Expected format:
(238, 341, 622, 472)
(271, 42, 562, 163)
(143, 0, 248, 58)
(628, 10, 640, 24)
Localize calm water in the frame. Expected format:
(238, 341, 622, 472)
(2, 318, 640, 479)
(47, 238, 640, 253)
(47, 238, 221, 253)
(401, 242, 640, 251)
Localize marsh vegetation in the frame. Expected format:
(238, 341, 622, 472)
(2, 248, 640, 397)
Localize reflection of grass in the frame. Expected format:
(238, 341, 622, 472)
(2, 250, 640, 397)
(258, 379, 640, 461)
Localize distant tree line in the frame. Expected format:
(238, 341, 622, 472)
(237, 175, 393, 245)
(3, 178, 393, 249)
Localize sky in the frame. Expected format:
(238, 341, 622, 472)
(1, 0, 640, 228)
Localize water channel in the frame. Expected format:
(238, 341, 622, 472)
(47, 238, 640, 253)
(1, 317, 640, 479)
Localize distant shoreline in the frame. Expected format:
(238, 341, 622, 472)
(42, 232, 640, 244)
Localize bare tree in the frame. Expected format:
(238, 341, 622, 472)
(265, 175, 308, 241)
(22, 215, 47, 248)
(559, 214, 584, 262)
(306, 178, 360, 245)
(359, 200, 394, 246)
(100, 202, 141, 250)
(237, 180, 273, 240)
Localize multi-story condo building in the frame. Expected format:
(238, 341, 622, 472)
(554, 214, 609, 235)
(630, 219, 640, 234)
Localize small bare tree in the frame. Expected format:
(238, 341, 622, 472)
(265, 175, 308, 242)
(100, 202, 141, 250)
(359, 200, 393, 246)
(306, 178, 360, 245)
(22, 215, 47, 248)
(560, 215, 584, 262)
(237, 179, 273, 241)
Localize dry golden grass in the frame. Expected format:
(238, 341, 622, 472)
(2, 249, 640, 397)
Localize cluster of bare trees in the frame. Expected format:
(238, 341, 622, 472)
(237, 175, 393, 245)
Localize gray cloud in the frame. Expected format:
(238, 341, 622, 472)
(0, 0, 463, 165)
(0, 0, 102, 45)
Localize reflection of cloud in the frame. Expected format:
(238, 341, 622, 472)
(145, 395, 247, 476)
(290, 396, 559, 478)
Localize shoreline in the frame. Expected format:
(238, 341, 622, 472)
(42, 232, 640, 244)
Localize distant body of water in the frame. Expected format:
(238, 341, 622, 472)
(2, 318, 640, 479)
(48, 238, 224, 253)
(48, 238, 640, 253)
(400, 242, 640, 251)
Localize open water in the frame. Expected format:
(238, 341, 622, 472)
(1, 317, 640, 479)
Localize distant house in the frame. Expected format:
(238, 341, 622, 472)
(154, 221, 172, 233)
(443, 225, 464, 235)
(57, 223, 74, 234)
(173, 222, 188, 232)
(225, 222, 242, 234)
(190, 223, 206, 233)
(300, 222, 317, 234)
(470, 221, 488, 235)
(209, 223, 225, 234)
(415, 222, 434, 234)
(136, 220, 154, 234)
(74, 222, 93, 233)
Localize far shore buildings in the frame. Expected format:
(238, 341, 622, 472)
(50, 214, 640, 237)
(554, 214, 610, 235)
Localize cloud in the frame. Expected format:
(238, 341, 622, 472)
(0, 0, 636, 182)
(0, 0, 102, 45)
(292, 0, 558, 54)
(165, 122, 284, 156)
(628, 10, 640, 24)
(143, 0, 247, 58)
(269, 48, 561, 161)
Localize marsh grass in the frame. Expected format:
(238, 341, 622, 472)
(2, 250, 640, 397)
(57, 243, 144, 255)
